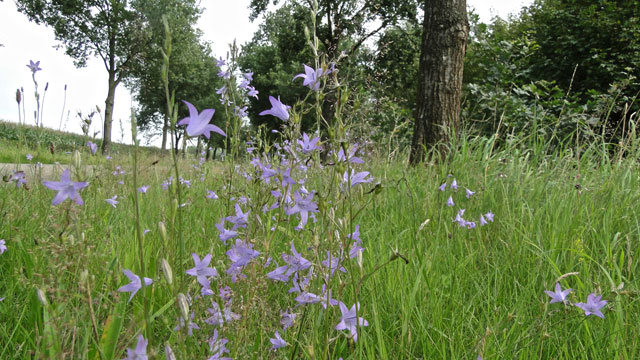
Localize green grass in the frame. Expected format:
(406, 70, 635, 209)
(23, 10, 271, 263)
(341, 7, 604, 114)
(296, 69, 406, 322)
(0, 134, 638, 359)
(0, 120, 163, 164)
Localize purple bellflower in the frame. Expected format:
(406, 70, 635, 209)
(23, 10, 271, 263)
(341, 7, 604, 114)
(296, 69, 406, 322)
(207, 190, 219, 200)
(450, 179, 458, 191)
(343, 170, 372, 188)
(124, 334, 148, 360)
(43, 169, 89, 205)
(186, 253, 219, 289)
(208, 328, 231, 359)
(575, 293, 607, 318)
(446, 196, 455, 207)
(105, 195, 119, 208)
(259, 96, 290, 121)
(216, 219, 238, 244)
(348, 225, 364, 259)
(87, 141, 98, 155)
(270, 331, 288, 350)
(27, 60, 41, 73)
(225, 203, 249, 228)
(335, 302, 369, 342)
(285, 191, 319, 229)
(174, 312, 200, 337)
(226, 239, 260, 269)
(295, 291, 321, 305)
(545, 282, 572, 304)
(465, 188, 475, 198)
(293, 64, 325, 91)
(485, 211, 495, 222)
(178, 101, 226, 139)
(247, 86, 259, 98)
(26, 153, 33, 161)
(337, 145, 364, 164)
(298, 133, 320, 153)
(282, 242, 312, 274)
(10, 171, 27, 188)
(138, 185, 150, 193)
(117, 269, 152, 302)
(281, 309, 297, 330)
(0, 239, 7, 254)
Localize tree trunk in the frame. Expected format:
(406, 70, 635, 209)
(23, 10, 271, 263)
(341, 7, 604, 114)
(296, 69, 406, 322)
(409, 0, 468, 164)
(161, 113, 169, 151)
(102, 71, 117, 155)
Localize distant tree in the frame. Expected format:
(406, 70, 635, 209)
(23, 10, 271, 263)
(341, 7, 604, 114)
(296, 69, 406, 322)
(248, 0, 419, 129)
(239, 3, 314, 135)
(373, 21, 422, 112)
(16, 0, 148, 154)
(126, 0, 223, 151)
(522, 0, 640, 98)
(410, 0, 468, 164)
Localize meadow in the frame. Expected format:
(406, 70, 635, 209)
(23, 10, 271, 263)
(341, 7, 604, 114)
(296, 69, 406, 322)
(1, 18, 639, 359)
(1, 114, 639, 359)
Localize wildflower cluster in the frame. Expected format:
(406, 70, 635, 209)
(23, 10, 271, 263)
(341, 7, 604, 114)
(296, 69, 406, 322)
(545, 282, 608, 318)
(440, 176, 493, 229)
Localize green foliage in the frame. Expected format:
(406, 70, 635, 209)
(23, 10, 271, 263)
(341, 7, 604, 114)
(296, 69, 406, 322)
(239, 3, 315, 133)
(523, 0, 640, 98)
(461, 2, 639, 149)
(126, 0, 223, 144)
(2, 135, 640, 358)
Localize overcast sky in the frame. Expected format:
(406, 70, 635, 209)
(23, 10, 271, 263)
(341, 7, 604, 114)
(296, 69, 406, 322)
(0, 0, 532, 146)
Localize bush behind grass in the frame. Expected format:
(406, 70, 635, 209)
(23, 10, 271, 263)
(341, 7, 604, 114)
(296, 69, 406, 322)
(0, 133, 638, 359)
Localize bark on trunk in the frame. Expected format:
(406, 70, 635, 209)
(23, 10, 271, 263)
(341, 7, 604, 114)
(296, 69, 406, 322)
(102, 71, 117, 155)
(410, 0, 468, 164)
(161, 113, 169, 151)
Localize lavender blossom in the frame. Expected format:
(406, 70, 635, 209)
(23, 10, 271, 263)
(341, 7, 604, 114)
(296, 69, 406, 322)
(270, 331, 288, 350)
(293, 64, 326, 91)
(117, 269, 152, 302)
(575, 293, 607, 318)
(226, 239, 260, 269)
(207, 190, 219, 200)
(138, 185, 150, 193)
(297, 133, 320, 153)
(27, 60, 41, 73)
(105, 195, 119, 208)
(87, 141, 98, 155)
(285, 191, 319, 229)
(10, 171, 26, 188)
(280, 309, 297, 330)
(545, 282, 572, 304)
(186, 253, 219, 289)
(335, 302, 369, 342)
(0, 239, 6, 255)
(216, 220, 238, 244)
(43, 169, 89, 205)
(124, 334, 147, 360)
(177, 101, 226, 139)
(259, 96, 290, 121)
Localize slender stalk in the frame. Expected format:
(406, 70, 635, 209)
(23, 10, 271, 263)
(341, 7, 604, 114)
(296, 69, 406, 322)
(130, 110, 150, 337)
(59, 85, 67, 130)
(161, 16, 185, 285)
(40, 82, 48, 128)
